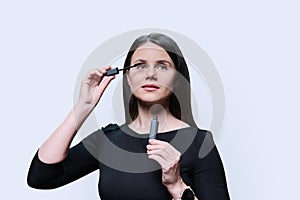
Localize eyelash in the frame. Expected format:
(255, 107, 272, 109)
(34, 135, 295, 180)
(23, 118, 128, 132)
(135, 63, 169, 70)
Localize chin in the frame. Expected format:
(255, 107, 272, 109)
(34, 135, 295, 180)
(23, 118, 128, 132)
(135, 94, 170, 106)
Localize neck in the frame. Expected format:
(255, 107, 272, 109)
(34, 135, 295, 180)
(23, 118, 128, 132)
(128, 99, 191, 134)
(130, 100, 172, 132)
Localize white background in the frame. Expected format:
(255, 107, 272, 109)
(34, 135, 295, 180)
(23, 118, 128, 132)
(1, 0, 299, 199)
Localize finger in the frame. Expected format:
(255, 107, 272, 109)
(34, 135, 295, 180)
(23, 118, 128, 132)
(88, 66, 112, 85)
(97, 68, 108, 75)
(104, 65, 112, 70)
(147, 144, 170, 158)
(88, 68, 104, 79)
(92, 69, 102, 76)
(82, 71, 101, 87)
(148, 154, 167, 167)
(148, 139, 166, 145)
(147, 143, 179, 162)
(148, 139, 169, 150)
(148, 147, 178, 163)
(96, 65, 112, 75)
(148, 140, 179, 156)
(98, 75, 115, 92)
(146, 144, 165, 151)
(84, 69, 101, 80)
(147, 149, 168, 159)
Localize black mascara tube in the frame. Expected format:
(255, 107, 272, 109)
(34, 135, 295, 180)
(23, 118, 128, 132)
(149, 116, 159, 139)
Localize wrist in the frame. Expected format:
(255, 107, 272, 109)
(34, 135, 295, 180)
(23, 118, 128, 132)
(72, 103, 94, 130)
(73, 102, 94, 116)
(167, 179, 187, 200)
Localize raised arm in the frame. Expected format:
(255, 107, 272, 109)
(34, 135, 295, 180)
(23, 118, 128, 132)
(27, 66, 115, 189)
(38, 66, 115, 164)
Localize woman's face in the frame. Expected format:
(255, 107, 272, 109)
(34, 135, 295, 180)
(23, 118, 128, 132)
(126, 42, 177, 105)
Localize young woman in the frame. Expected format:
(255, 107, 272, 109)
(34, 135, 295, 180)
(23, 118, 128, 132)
(27, 33, 230, 200)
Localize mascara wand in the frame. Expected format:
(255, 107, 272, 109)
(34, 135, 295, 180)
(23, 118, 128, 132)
(105, 63, 142, 76)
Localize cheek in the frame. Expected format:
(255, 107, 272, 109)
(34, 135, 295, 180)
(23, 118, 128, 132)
(160, 74, 177, 91)
(127, 73, 143, 91)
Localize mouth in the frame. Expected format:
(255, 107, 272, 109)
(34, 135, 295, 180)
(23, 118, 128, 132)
(141, 84, 160, 91)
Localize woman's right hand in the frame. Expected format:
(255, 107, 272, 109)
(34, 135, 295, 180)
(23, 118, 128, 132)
(37, 66, 115, 164)
(76, 66, 115, 112)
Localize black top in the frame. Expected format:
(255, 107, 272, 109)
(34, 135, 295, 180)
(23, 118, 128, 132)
(27, 124, 230, 200)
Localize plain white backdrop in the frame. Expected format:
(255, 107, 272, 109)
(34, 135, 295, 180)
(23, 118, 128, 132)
(1, 0, 299, 199)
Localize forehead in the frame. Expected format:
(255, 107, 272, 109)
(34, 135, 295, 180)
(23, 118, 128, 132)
(131, 42, 172, 62)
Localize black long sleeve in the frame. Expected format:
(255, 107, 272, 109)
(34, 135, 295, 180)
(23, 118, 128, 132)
(27, 141, 99, 189)
(192, 133, 230, 199)
(27, 125, 230, 199)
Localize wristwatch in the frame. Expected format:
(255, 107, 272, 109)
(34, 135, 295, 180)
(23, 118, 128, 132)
(181, 186, 195, 200)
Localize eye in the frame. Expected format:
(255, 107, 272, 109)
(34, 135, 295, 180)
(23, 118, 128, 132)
(136, 63, 148, 70)
(156, 64, 168, 71)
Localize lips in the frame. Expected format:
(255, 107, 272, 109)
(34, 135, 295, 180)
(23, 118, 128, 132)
(141, 84, 160, 91)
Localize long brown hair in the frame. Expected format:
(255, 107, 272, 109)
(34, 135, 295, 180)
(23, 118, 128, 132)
(122, 33, 197, 127)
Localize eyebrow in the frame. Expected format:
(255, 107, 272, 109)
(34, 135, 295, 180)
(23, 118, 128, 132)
(132, 59, 147, 63)
(132, 59, 173, 66)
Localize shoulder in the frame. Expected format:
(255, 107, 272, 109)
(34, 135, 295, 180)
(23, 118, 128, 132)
(101, 123, 120, 133)
(82, 123, 120, 144)
(194, 128, 217, 159)
(177, 126, 212, 142)
(168, 127, 209, 154)
(178, 128, 217, 167)
(178, 127, 215, 153)
(195, 128, 214, 144)
(81, 123, 121, 152)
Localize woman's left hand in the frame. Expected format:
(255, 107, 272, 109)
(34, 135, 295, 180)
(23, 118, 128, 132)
(147, 139, 186, 198)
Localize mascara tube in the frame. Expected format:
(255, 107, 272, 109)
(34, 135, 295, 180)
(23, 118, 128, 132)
(149, 116, 159, 139)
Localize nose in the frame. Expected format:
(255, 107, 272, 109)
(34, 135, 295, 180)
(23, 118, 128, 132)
(146, 65, 157, 79)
